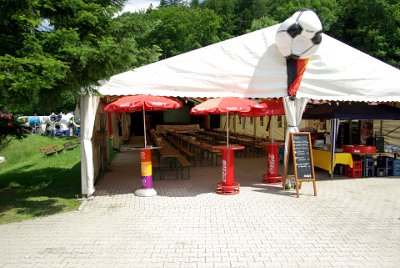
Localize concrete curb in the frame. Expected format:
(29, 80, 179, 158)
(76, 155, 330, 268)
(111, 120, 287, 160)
(77, 196, 94, 211)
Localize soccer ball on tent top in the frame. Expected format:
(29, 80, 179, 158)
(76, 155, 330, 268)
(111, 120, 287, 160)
(275, 9, 323, 59)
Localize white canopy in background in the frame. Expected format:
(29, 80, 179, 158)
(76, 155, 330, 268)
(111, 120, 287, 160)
(81, 23, 400, 196)
(97, 24, 400, 102)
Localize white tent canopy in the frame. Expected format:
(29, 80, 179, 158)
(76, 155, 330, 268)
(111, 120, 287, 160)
(80, 24, 400, 196)
(97, 24, 400, 102)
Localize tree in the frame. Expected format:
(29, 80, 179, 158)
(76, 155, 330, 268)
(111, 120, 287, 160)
(233, 0, 270, 34)
(201, 0, 236, 39)
(190, 0, 200, 8)
(202, 0, 272, 36)
(264, 0, 340, 32)
(0, 0, 160, 114)
(331, 0, 400, 68)
(159, 0, 168, 6)
(159, 0, 187, 7)
(247, 16, 278, 32)
(142, 5, 221, 58)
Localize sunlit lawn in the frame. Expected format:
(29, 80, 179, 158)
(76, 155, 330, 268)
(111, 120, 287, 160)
(0, 135, 81, 224)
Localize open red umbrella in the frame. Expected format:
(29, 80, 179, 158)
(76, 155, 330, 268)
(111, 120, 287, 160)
(190, 97, 264, 146)
(238, 98, 284, 117)
(104, 94, 182, 147)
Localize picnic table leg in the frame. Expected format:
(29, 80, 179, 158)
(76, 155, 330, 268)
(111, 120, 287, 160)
(134, 148, 157, 197)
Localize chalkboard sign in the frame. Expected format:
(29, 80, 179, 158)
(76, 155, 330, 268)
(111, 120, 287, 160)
(283, 132, 317, 198)
(292, 133, 313, 179)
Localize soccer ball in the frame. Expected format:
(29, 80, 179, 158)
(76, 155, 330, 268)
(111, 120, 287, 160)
(275, 9, 323, 59)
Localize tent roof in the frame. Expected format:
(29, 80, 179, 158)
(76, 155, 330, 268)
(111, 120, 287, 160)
(97, 24, 400, 102)
(302, 102, 400, 120)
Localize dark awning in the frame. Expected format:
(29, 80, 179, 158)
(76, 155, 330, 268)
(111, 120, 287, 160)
(303, 102, 400, 120)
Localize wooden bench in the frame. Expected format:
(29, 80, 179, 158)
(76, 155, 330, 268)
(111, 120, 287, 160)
(40, 145, 63, 155)
(152, 156, 164, 180)
(177, 156, 191, 180)
(63, 141, 79, 150)
(251, 144, 265, 157)
(179, 146, 196, 166)
(209, 149, 222, 166)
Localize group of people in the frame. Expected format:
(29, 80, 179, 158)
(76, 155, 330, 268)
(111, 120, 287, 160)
(27, 112, 80, 136)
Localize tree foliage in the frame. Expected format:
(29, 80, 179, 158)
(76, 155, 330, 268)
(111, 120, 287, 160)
(247, 16, 279, 32)
(201, 0, 236, 39)
(199, 0, 399, 68)
(331, 0, 400, 68)
(0, 0, 160, 114)
(142, 5, 221, 58)
(159, 0, 187, 7)
(1, 0, 399, 116)
(263, 0, 340, 31)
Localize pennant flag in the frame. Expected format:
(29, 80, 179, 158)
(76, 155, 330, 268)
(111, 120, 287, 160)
(287, 58, 309, 97)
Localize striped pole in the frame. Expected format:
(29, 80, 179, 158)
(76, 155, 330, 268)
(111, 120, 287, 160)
(140, 148, 153, 189)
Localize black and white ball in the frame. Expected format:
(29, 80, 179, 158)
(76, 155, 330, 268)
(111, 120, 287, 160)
(275, 9, 323, 59)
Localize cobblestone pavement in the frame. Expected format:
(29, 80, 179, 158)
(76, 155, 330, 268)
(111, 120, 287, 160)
(1, 151, 400, 267)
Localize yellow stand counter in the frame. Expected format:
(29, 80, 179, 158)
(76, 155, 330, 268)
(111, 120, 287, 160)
(312, 149, 353, 174)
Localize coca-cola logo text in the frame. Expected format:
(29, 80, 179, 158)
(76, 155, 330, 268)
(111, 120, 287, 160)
(268, 153, 275, 175)
(222, 160, 227, 182)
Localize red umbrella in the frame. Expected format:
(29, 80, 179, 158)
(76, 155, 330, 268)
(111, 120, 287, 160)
(104, 94, 182, 112)
(190, 97, 264, 146)
(104, 94, 182, 147)
(238, 99, 284, 117)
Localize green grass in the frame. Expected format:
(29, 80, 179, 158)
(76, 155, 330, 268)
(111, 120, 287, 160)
(0, 135, 81, 224)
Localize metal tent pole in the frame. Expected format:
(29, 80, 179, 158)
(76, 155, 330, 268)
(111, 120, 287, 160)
(143, 103, 147, 148)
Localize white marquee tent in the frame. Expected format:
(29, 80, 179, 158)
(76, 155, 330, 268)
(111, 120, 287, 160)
(80, 24, 400, 196)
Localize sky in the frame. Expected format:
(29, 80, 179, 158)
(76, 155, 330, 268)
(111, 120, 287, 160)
(123, 0, 160, 13)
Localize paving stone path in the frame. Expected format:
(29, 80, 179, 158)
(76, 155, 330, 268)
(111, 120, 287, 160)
(1, 151, 400, 267)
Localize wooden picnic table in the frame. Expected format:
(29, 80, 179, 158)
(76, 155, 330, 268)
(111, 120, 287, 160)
(157, 139, 191, 180)
(159, 147, 180, 158)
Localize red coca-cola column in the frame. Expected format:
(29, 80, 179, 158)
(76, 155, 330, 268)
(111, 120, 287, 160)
(212, 145, 244, 195)
(263, 142, 282, 184)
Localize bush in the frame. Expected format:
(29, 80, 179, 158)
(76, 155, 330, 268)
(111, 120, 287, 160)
(0, 113, 29, 150)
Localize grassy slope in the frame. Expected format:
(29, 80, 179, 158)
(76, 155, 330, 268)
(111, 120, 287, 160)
(0, 135, 81, 224)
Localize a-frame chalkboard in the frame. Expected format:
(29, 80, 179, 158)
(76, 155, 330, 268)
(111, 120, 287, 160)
(283, 132, 317, 198)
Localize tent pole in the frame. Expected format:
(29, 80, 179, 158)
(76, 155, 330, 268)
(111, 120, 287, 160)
(253, 117, 257, 138)
(233, 114, 237, 133)
(330, 119, 339, 179)
(266, 116, 271, 139)
(143, 103, 147, 148)
(227, 111, 229, 147)
(330, 119, 334, 179)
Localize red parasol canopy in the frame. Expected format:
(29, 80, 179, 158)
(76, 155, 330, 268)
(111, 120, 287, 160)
(238, 98, 284, 117)
(104, 94, 182, 113)
(103, 95, 182, 147)
(191, 97, 264, 146)
(190, 97, 264, 115)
